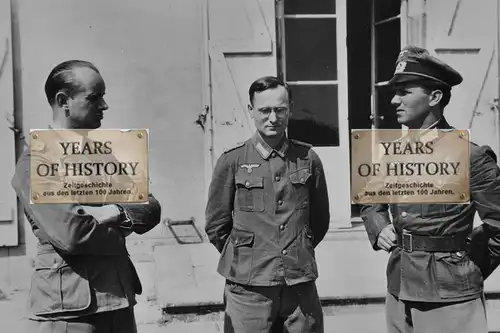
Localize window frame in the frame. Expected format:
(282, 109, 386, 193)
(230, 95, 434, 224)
(275, 0, 413, 229)
(276, 0, 340, 147)
(370, 0, 406, 129)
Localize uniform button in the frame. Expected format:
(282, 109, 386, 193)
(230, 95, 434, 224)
(282, 250, 287, 255)
(278, 200, 283, 205)
(245, 181, 250, 187)
(275, 176, 280, 181)
(234, 240, 239, 245)
(271, 152, 276, 158)
(300, 177, 304, 182)
(401, 211, 408, 218)
(279, 225, 285, 230)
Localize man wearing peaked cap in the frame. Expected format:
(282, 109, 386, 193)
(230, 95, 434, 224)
(360, 45, 500, 333)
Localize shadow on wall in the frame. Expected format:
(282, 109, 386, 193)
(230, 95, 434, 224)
(0, 38, 8, 80)
(288, 109, 339, 147)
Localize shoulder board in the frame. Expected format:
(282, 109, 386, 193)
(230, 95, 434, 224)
(290, 139, 312, 148)
(223, 141, 245, 153)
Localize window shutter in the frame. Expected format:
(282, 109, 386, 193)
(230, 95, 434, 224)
(0, 1, 18, 247)
(205, 0, 276, 167)
(425, 0, 499, 153)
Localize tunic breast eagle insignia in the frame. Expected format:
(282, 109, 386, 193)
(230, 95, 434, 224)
(240, 163, 261, 174)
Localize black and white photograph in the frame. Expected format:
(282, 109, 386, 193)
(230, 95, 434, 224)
(2, 0, 500, 332)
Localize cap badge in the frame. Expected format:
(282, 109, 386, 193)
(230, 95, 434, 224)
(395, 61, 407, 74)
(398, 49, 409, 58)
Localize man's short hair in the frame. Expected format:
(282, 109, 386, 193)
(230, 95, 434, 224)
(399, 79, 452, 108)
(420, 80, 452, 108)
(248, 76, 292, 105)
(44, 60, 100, 106)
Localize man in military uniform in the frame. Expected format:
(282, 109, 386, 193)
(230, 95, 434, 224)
(12, 60, 162, 333)
(205, 76, 330, 333)
(361, 46, 500, 333)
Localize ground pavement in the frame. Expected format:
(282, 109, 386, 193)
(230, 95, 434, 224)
(3, 289, 500, 332)
(4, 228, 500, 332)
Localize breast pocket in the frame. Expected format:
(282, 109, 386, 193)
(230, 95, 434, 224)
(235, 176, 265, 212)
(289, 168, 312, 209)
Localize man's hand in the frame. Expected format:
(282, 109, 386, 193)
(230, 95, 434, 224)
(376, 224, 397, 252)
(82, 205, 121, 226)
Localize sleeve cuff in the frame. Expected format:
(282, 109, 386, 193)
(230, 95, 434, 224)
(116, 204, 134, 230)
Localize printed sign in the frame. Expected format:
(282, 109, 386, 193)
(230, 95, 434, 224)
(351, 129, 470, 204)
(29, 129, 149, 204)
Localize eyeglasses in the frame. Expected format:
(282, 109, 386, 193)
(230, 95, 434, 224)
(256, 107, 290, 117)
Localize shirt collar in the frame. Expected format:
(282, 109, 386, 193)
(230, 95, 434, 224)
(416, 117, 443, 142)
(252, 132, 289, 160)
(401, 117, 444, 143)
(427, 117, 442, 130)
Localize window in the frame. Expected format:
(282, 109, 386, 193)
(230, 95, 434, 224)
(371, 0, 403, 130)
(276, 0, 339, 147)
(277, 0, 405, 225)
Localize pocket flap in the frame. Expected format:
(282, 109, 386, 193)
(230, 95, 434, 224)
(434, 251, 467, 262)
(29, 254, 91, 315)
(236, 176, 264, 189)
(289, 168, 311, 184)
(230, 229, 255, 247)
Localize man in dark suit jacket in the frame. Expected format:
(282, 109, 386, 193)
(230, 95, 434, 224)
(12, 60, 161, 333)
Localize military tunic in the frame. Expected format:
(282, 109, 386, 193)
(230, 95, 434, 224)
(206, 132, 329, 333)
(11, 138, 162, 326)
(361, 117, 500, 303)
(205, 133, 330, 286)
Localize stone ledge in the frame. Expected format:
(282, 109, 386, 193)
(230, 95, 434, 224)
(153, 234, 500, 312)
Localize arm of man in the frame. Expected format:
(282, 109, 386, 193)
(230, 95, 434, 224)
(469, 145, 500, 278)
(205, 152, 235, 253)
(98, 150, 162, 235)
(309, 149, 330, 248)
(12, 151, 127, 255)
(360, 203, 395, 251)
(117, 193, 162, 235)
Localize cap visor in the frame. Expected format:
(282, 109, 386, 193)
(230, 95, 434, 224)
(388, 74, 425, 85)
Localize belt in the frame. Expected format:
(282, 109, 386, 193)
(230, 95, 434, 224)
(396, 231, 468, 253)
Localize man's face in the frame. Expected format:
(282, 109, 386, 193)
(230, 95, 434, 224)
(66, 67, 108, 129)
(249, 85, 291, 139)
(391, 82, 437, 127)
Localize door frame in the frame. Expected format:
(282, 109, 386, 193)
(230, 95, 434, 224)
(201, 0, 214, 201)
(332, 0, 352, 228)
